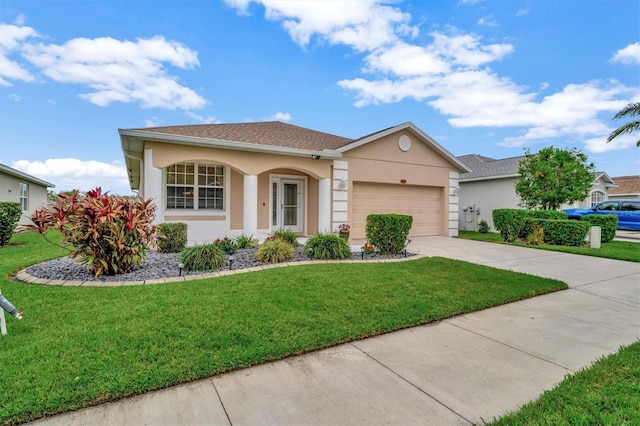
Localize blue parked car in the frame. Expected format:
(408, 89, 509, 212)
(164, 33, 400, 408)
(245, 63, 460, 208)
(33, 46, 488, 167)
(563, 199, 640, 231)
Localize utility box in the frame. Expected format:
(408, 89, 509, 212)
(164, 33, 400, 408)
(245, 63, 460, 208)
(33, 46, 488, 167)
(589, 226, 601, 249)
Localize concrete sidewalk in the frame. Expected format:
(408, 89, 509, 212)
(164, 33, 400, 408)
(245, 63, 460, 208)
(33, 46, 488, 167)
(31, 237, 639, 425)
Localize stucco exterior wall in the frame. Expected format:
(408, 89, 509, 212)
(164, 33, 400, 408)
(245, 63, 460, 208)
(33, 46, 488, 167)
(0, 171, 49, 225)
(342, 130, 460, 237)
(459, 177, 520, 231)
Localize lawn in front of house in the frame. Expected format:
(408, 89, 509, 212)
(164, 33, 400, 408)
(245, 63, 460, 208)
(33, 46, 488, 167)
(491, 341, 640, 425)
(1, 231, 566, 424)
(458, 231, 640, 263)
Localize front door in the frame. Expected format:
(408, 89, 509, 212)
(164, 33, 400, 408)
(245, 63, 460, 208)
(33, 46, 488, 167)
(271, 177, 304, 233)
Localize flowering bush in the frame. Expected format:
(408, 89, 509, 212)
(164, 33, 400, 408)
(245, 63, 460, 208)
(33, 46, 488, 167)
(362, 242, 375, 254)
(214, 236, 238, 253)
(28, 188, 156, 276)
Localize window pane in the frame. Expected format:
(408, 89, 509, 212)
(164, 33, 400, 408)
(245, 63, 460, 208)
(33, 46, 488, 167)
(167, 186, 194, 209)
(198, 187, 223, 210)
(272, 182, 278, 226)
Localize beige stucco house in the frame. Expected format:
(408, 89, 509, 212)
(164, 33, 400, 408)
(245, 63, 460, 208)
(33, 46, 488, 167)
(0, 163, 55, 225)
(120, 121, 469, 244)
(457, 154, 617, 231)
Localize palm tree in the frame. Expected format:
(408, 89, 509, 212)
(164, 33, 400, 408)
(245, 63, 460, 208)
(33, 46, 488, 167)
(607, 102, 640, 147)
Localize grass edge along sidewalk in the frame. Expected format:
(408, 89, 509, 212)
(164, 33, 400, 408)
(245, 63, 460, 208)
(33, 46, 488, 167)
(490, 340, 640, 425)
(1, 232, 566, 425)
(458, 231, 640, 263)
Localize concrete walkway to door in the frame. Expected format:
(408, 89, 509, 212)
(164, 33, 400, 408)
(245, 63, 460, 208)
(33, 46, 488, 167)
(30, 237, 639, 426)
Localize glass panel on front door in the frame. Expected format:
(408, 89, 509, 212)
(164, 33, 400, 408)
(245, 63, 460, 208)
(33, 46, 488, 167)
(283, 183, 298, 226)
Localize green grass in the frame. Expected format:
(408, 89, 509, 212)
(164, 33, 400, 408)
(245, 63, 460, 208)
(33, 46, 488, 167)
(458, 231, 640, 262)
(491, 341, 640, 425)
(0, 232, 567, 425)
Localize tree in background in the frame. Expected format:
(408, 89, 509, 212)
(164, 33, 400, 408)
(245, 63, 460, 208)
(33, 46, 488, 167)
(607, 102, 640, 147)
(515, 147, 594, 210)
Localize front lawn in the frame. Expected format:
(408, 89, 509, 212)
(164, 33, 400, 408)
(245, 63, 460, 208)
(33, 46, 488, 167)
(491, 340, 640, 425)
(1, 232, 566, 424)
(458, 231, 640, 263)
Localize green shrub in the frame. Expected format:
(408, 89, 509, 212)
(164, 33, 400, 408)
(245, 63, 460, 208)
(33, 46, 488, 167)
(478, 219, 490, 233)
(492, 209, 528, 242)
(304, 233, 352, 260)
(365, 214, 413, 255)
(255, 238, 294, 263)
(0, 202, 21, 246)
(271, 228, 298, 246)
(581, 214, 618, 243)
(527, 225, 545, 245)
(179, 243, 226, 271)
(28, 188, 156, 276)
(234, 233, 258, 249)
(156, 222, 187, 253)
(520, 210, 568, 239)
(214, 236, 238, 254)
(524, 218, 589, 246)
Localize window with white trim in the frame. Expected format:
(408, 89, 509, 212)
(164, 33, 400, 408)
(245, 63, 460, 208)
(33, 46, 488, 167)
(590, 190, 605, 207)
(165, 162, 225, 210)
(19, 183, 28, 211)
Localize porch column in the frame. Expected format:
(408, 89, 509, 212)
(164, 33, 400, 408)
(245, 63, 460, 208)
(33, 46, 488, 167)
(243, 174, 258, 236)
(143, 148, 163, 223)
(318, 178, 331, 233)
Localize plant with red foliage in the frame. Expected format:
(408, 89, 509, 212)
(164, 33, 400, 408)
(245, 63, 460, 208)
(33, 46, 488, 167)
(28, 188, 156, 276)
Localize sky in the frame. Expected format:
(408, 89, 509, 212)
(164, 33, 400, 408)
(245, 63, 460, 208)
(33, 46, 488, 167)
(1, 0, 639, 195)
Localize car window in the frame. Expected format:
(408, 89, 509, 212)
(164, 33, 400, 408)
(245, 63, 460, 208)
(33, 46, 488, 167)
(597, 201, 618, 211)
(621, 202, 640, 212)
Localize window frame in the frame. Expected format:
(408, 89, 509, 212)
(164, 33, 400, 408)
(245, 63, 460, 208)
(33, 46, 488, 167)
(19, 182, 28, 211)
(164, 162, 226, 211)
(590, 190, 606, 208)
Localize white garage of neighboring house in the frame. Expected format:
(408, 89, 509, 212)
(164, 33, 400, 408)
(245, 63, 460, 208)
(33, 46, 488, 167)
(120, 121, 469, 244)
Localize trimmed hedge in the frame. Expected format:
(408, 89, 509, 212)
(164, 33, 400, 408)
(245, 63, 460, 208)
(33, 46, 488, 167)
(493, 209, 569, 242)
(0, 202, 22, 246)
(524, 218, 589, 246)
(365, 214, 413, 255)
(492, 209, 528, 242)
(581, 214, 618, 243)
(156, 222, 187, 253)
(304, 232, 352, 260)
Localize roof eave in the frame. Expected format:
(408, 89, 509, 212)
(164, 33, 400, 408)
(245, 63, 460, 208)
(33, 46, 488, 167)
(0, 163, 55, 188)
(459, 174, 520, 182)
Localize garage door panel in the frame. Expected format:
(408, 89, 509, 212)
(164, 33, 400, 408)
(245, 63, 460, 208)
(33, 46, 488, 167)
(351, 182, 442, 239)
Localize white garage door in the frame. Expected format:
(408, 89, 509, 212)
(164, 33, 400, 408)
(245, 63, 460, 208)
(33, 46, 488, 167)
(351, 182, 442, 239)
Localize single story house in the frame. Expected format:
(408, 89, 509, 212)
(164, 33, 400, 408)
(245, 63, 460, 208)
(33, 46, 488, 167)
(456, 154, 617, 231)
(0, 163, 55, 225)
(120, 121, 469, 244)
(608, 175, 640, 200)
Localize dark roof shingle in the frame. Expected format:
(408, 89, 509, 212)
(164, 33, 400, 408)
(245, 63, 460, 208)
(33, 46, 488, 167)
(135, 121, 353, 151)
(609, 175, 640, 195)
(457, 154, 524, 180)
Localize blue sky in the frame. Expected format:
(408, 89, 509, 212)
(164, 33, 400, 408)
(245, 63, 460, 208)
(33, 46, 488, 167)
(1, 0, 638, 195)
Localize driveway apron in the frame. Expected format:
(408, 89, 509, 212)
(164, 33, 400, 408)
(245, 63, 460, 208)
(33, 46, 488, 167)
(30, 237, 640, 426)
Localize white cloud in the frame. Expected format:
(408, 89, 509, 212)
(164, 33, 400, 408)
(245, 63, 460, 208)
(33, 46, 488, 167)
(145, 117, 161, 127)
(12, 158, 131, 194)
(20, 35, 206, 109)
(477, 14, 498, 27)
(185, 111, 220, 124)
(611, 42, 640, 65)
(1, 21, 206, 110)
(584, 134, 637, 153)
(269, 112, 292, 121)
(14, 14, 25, 25)
(516, 6, 530, 17)
(9, 94, 21, 102)
(0, 23, 39, 85)
(229, 0, 638, 155)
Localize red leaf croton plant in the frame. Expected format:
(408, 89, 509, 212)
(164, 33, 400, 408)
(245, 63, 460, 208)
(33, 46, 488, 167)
(28, 188, 156, 277)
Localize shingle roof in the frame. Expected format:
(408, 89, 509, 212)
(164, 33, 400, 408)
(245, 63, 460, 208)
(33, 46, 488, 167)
(609, 175, 640, 195)
(134, 121, 353, 151)
(457, 154, 524, 181)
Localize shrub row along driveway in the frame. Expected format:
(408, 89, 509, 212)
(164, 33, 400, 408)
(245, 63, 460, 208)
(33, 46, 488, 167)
(31, 237, 639, 425)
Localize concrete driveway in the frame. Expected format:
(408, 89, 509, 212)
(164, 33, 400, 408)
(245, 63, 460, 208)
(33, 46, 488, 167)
(30, 237, 639, 426)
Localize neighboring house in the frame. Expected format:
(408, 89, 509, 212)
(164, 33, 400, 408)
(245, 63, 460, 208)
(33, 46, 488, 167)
(608, 175, 640, 200)
(457, 154, 617, 231)
(0, 163, 55, 225)
(120, 121, 469, 244)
